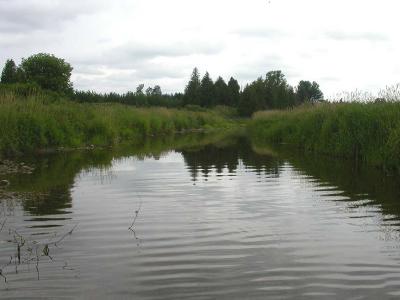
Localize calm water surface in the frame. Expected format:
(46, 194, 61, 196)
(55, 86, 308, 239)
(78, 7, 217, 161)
(1, 133, 400, 299)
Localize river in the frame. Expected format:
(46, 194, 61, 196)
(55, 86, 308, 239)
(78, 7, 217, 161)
(1, 131, 400, 299)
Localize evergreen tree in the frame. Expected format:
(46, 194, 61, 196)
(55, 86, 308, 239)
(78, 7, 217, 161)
(199, 72, 215, 107)
(214, 76, 229, 106)
(184, 67, 201, 105)
(1, 59, 18, 84)
(227, 77, 240, 106)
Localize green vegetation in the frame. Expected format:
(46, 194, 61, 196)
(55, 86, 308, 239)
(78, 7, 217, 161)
(0, 90, 234, 156)
(20, 53, 73, 94)
(183, 68, 323, 116)
(1, 53, 324, 115)
(1, 59, 18, 84)
(249, 102, 400, 171)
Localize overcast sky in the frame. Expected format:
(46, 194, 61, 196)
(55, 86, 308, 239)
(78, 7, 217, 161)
(1, 0, 399, 97)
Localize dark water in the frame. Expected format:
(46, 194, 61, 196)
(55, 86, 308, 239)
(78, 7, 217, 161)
(1, 132, 400, 299)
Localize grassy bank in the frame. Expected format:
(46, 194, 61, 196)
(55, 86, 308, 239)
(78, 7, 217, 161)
(249, 102, 400, 171)
(0, 91, 234, 156)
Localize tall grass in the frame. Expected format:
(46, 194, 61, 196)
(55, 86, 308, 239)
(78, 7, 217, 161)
(0, 92, 233, 156)
(249, 102, 400, 171)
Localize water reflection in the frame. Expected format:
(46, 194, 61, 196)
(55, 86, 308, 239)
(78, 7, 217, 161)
(1, 131, 400, 299)
(182, 136, 282, 183)
(2, 131, 400, 239)
(0, 131, 235, 216)
(253, 142, 400, 224)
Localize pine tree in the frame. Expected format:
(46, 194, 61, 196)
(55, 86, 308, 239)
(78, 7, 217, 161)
(184, 67, 201, 105)
(227, 77, 240, 106)
(214, 76, 229, 106)
(199, 72, 215, 107)
(1, 59, 18, 84)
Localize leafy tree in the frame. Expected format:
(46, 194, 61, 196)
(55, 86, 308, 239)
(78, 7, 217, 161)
(238, 78, 265, 116)
(151, 85, 162, 96)
(1, 59, 18, 84)
(227, 77, 240, 106)
(145, 86, 153, 96)
(15, 67, 27, 83)
(135, 84, 147, 105)
(135, 84, 145, 96)
(147, 85, 163, 106)
(296, 80, 324, 104)
(184, 67, 201, 105)
(199, 72, 215, 107)
(20, 53, 73, 93)
(264, 70, 295, 109)
(214, 76, 229, 106)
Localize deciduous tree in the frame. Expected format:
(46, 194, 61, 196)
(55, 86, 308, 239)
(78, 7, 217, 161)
(20, 53, 73, 93)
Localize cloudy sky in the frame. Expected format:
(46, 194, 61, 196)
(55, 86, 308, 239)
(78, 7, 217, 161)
(1, 0, 399, 97)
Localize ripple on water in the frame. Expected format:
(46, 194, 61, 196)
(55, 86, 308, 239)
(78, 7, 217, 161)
(2, 142, 400, 299)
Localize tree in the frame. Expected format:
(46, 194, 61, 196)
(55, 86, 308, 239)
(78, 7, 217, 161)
(15, 67, 26, 83)
(238, 78, 265, 116)
(296, 80, 323, 104)
(145, 86, 153, 96)
(135, 84, 145, 96)
(227, 77, 240, 106)
(135, 84, 147, 106)
(184, 67, 201, 105)
(1, 59, 18, 84)
(147, 85, 163, 106)
(264, 70, 295, 109)
(151, 85, 162, 96)
(199, 72, 215, 107)
(214, 76, 229, 106)
(20, 53, 73, 93)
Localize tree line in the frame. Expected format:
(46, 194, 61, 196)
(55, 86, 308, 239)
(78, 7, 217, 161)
(1, 53, 324, 116)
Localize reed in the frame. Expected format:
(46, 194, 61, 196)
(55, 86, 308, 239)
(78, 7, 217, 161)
(0, 91, 233, 156)
(249, 102, 400, 171)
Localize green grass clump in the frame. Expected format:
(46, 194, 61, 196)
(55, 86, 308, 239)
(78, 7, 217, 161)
(0, 92, 233, 156)
(249, 102, 400, 171)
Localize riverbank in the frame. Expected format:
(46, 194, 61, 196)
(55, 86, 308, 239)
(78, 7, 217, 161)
(249, 102, 400, 172)
(0, 91, 235, 156)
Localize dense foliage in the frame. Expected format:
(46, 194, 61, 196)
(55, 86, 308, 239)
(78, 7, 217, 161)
(0, 90, 234, 155)
(20, 53, 73, 94)
(249, 102, 400, 171)
(0, 59, 18, 84)
(1, 53, 324, 116)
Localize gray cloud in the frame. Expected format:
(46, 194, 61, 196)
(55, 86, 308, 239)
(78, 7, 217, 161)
(72, 41, 224, 70)
(0, 0, 106, 33)
(73, 65, 185, 93)
(233, 55, 286, 81)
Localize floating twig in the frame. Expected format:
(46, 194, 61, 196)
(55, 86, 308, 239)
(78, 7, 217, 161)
(128, 201, 142, 231)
